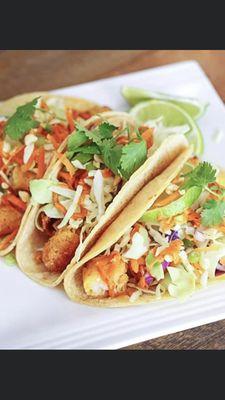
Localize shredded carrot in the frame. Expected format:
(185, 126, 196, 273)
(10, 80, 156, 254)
(72, 206, 88, 219)
(79, 112, 91, 120)
(56, 152, 76, 176)
(40, 100, 49, 110)
(116, 136, 129, 145)
(172, 176, 182, 185)
(58, 171, 74, 188)
(137, 256, 146, 265)
(102, 168, 114, 178)
(159, 239, 183, 262)
(52, 124, 69, 143)
(1, 145, 25, 171)
(4, 194, 27, 212)
(52, 192, 67, 215)
(36, 147, 46, 178)
(187, 209, 201, 227)
(152, 191, 181, 208)
(141, 128, 154, 149)
(47, 133, 59, 149)
(0, 229, 18, 250)
(22, 148, 36, 172)
(158, 216, 175, 232)
(217, 225, 225, 233)
(129, 259, 139, 273)
(188, 156, 199, 166)
(72, 109, 79, 119)
(126, 287, 136, 296)
(37, 126, 49, 137)
(66, 108, 75, 132)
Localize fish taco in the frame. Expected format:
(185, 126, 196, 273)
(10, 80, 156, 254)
(0, 91, 105, 255)
(64, 152, 225, 307)
(15, 115, 188, 286)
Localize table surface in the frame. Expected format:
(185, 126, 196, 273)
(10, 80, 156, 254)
(1, 50, 225, 350)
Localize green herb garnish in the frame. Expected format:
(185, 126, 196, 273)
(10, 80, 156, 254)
(4, 98, 40, 140)
(182, 162, 216, 190)
(201, 199, 225, 226)
(67, 121, 147, 180)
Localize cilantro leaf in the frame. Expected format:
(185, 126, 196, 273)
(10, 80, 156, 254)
(73, 153, 93, 164)
(98, 122, 116, 138)
(86, 122, 116, 145)
(101, 142, 122, 176)
(201, 199, 225, 226)
(67, 122, 116, 160)
(119, 140, 147, 180)
(67, 128, 88, 152)
(4, 98, 40, 140)
(182, 162, 216, 190)
(72, 143, 101, 155)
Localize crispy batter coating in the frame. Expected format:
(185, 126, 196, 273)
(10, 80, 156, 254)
(11, 166, 35, 191)
(0, 205, 22, 236)
(83, 252, 128, 297)
(42, 226, 79, 273)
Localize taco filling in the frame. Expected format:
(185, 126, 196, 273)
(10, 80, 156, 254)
(0, 96, 108, 251)
(80, 158, 225, 301)
(30, 120, 155, 274)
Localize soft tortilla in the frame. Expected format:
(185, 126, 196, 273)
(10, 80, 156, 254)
(0, 92, 97, 116)
(0, 92, 97, 256)
(63, 145, 194, 306)
(16, 120, 189, 287)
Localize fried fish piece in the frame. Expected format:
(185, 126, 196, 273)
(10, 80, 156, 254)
(42, 226, 80, 273)
(0, 205, 22, 236)
(83, 252, 128, 297)
(11, 166, 35, 191)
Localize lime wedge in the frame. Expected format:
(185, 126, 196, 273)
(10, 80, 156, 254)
(129, 100, 204, 155)
(122, 86, 208, 120)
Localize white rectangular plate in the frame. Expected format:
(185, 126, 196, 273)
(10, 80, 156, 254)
(1, 60, 225, 349)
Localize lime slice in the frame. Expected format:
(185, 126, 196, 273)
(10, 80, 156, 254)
(130, 100, 204, 155)
(122, 86, 208, 120)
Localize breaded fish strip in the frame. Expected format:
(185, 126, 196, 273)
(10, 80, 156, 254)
(0, 205, 22, 236)
(42, 226, 79, 273)
(11, 166, 35, 191)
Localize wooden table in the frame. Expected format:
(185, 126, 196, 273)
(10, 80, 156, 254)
(1, 50, 225, 350)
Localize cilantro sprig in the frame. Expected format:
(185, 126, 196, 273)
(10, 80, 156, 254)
(182, 162, 217, 190)
(67, 121, 147, 180)
(201, 199, 225, 227)
(182, 161, 225, 227)
(120, 141, 147, 180)
(4, 98, 40, 140)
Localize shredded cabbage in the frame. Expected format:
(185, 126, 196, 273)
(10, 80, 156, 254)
(148, 226, 168, 246)
(71, 160, 86, 170)
(200, 244, 225, 278)
(30, 179, 58, 204)
(123, 228, 150, 259)
(149, 122, 190, 155)
(42, 204, 64, 219)
(150, 262, 164, 281)
(93, 170, 105, 219)
(167, 266, 196, 299)
(49, 185, 75, 199)
(23, 143, 35, 164)
(57, 185, 83, 229)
